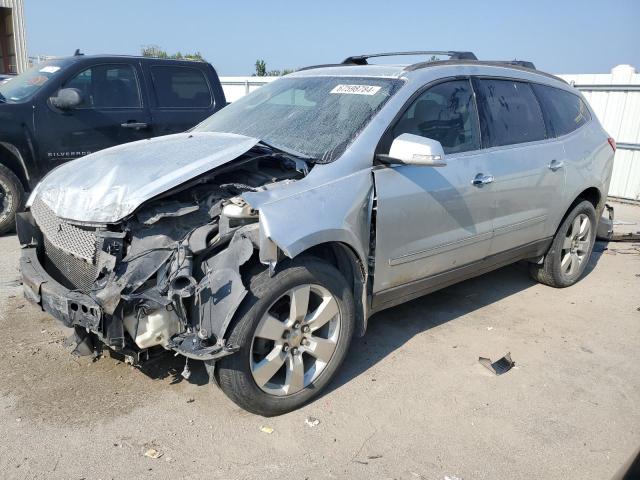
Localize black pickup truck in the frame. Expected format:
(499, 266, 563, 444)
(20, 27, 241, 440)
(0, 54, 226, 233)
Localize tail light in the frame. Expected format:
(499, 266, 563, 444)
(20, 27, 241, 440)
(608, 137, 616, 152)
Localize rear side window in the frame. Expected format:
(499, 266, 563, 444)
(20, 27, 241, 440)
(151, 66, 212, 108)
(393, 79, 480, 154)
(474, 79, 546, 147)
(532, 84, 591, 137)
(64, 64, 141, 109)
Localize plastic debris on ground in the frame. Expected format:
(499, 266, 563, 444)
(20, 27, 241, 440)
(478, 352, 515, 375)
(305, 417, 320, 427)
(144, 448, 163, 459)
(260, 426, 274, 434)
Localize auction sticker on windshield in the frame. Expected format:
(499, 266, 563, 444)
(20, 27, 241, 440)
(39, 66, 61, 74)
(330, 84, 382, 95)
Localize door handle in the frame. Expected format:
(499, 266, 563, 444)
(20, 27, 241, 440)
(472, 173, 494, 187)
(548, 159, 564, 171)
(121, 122, 149, 130)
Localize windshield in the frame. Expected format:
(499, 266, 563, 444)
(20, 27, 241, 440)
(0, 61, 66, 103)
(195, 76, 403, 162)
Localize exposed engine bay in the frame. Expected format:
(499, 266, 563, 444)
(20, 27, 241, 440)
(18, 145, 309, 366)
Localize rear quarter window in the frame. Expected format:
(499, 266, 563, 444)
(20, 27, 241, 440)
(151, 66, 212, 108)
(475, 79, 547, 147)
(532, 84, 591, 137)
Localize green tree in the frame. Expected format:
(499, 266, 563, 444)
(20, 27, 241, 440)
(254, 59, 294, 76)
(254, 59, 267, 76)
(141, 45, 168, 59)
(141, 45, 205, 62)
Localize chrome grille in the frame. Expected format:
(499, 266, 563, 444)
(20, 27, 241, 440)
(31, 196, 101, 292)
(43, 237, 99, 291)
(31, 197, 98, 263)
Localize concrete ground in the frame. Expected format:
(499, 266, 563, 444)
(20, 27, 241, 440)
(0, 201, 638, 480)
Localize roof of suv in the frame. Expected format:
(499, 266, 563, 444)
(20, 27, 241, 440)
(293, 53, 567, 85)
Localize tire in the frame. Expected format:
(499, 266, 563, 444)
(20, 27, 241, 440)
(214, 257, 355, 416)
(529, 200, 597, 288)
(0, 163, 25, 235)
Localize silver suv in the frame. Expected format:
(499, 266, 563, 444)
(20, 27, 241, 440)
(17, 51, 615, 415)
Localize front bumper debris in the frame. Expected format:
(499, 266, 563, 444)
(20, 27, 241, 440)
(20, 247, 103, 331)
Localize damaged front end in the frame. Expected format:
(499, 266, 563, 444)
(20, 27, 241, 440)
(17, 145, 307, 366)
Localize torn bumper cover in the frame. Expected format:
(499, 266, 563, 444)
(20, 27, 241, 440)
(16, 210, 250, 361)
(21, 247, 103, 331)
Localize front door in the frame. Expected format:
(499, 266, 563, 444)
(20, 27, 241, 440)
(372, 79, 494, 295)
(36, 62, 152, 166)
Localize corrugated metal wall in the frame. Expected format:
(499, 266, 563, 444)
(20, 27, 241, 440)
(0, 0, 28, 73)
(554, 65, 638, 200)
(221, 65, 640, 201)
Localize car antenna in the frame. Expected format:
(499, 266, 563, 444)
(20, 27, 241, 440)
(73, 49, 84, 56)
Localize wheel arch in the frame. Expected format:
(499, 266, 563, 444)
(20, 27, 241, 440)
(559, 186, 603, 231)
(0, 142, 30, 190)
(291, 240, 369, 337)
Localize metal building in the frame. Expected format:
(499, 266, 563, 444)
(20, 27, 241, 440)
(0, 0, 27, 74)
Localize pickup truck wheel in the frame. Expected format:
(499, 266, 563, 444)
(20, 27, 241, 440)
(529, 200, 597, 288)
(215, 257, 355, 416)
(0, 164, 25, 235)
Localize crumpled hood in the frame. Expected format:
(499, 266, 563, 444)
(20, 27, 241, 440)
(33, 132, 259, 223)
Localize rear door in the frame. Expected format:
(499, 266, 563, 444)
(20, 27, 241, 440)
(145, 63, 217, 136)
(372, 79, 494, 294)
(472, 78, 566, 255)
(36, 62, 152, 166)
(531, 82, 594, 225)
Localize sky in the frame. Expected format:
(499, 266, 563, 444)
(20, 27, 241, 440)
(24, 0, 640, 75)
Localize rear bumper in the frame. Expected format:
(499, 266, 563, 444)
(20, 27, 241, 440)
(20, 247, 103, 331)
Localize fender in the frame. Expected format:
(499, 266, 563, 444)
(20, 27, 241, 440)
(246, 168, 374, 266)
(0, 141, 30, 184)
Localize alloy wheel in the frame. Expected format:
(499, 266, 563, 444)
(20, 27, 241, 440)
(0, 181, 12, 223)
(250, 284, 341, 396)
(560, 213, 591, 276)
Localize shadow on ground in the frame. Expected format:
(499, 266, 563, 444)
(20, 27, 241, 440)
(109, 349, 211, 386)
(132, 262, 541, 392)
(81, 243, 612, 399)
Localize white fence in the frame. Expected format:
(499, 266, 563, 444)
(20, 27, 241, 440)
(220, 64, 640, 201)
(558, 65, 640, 201)
(219, 76, 277, 102)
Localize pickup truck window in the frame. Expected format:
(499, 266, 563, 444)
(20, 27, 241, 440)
(151, 66, 212, 108)
(63, 64, 141, 109)
(0, 61, 65, 102)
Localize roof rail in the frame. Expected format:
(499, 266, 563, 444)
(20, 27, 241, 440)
(492, 60, 536, 69)
(341, 51, 477, 65)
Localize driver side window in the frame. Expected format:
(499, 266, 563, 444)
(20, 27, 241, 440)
(393, 79, 480, 154)
(63, 64, 141, 109)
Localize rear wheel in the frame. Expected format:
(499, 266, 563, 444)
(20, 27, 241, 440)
(529, 200, 597, 287)
(0, 164, 25, 235)
(214, 258, 355, 416)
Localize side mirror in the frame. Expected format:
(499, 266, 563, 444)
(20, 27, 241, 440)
(50, 88, 83, 110)
(377, 133, 446, 167)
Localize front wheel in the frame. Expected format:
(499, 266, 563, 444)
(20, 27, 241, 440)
(529, 200, 597, 287)
(0, 164, 25, 235)
(214, 258, 355, 416)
